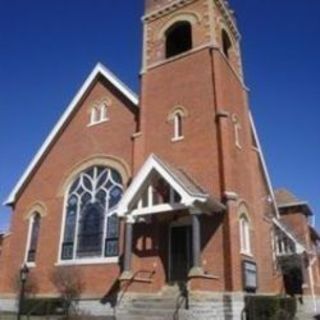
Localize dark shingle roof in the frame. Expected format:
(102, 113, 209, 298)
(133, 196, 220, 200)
(154, 155, 225, 212)
(274, 189, 301, 206)
(274, 188, 312, 216)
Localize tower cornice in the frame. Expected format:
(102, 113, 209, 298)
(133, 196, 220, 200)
(143, 0, 240, 41)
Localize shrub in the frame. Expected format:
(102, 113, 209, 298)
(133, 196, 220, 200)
(21, 298, 66, 316)
(245, 295, 297, 320)
(50, 267, 85, 318)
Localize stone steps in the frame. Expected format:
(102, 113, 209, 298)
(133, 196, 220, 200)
(116, 287, 184, 320)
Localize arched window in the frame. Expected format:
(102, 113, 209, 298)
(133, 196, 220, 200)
(60, 166, 123, 261)
(89, 103, 109, 126)
(222, 29, 232, 59)
(232, 114, 242, 148)
(239, 214, 251, 255)
(26, 212, 41, 263)
(100, 103, 108, 121)
(173, 113, 183, 140)
(165, 21, 192, 58)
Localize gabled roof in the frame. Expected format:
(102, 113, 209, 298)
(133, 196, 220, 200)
(4, 63, 139, 206)
(117, 154, 225, 217)
(275, 188, 301, 206)
(274, 188, 312, 216)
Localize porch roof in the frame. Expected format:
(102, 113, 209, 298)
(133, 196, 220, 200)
(116, 154, 225, 218)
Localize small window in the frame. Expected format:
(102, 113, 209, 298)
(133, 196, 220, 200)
(173, 113, 183, 140)
(222, 29, 232, 58)
(26, 212, 41, 263)
(240, 214, 251, 255)
(166, 21, 192, 58)
(232, 114, 241, 149)
(89, 103, 108, 126)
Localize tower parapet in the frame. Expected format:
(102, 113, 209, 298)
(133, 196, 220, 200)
(145, 0, 175, 14)
(145, 0, 237, 28)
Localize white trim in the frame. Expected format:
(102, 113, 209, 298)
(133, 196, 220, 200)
(131, 203, 187, 217)
(240, 251, 253, 258)
(117, 154, 208, 217)
(87, 118, 109, 128)
(57, 186, 69, 265)
(25, 262, 36, 269)
(55, 257, 119, 267)
(4, 63, 139, 206)
(171, 136, 184, 143)
(249, 112, 279, 218)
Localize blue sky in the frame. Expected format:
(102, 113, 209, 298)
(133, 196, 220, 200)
(0, 0, 319, 231)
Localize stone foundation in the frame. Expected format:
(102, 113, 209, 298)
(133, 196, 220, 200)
(1, 292, 319, 319)
(0, 298, 17, 313)
(296, 295, 320, 319)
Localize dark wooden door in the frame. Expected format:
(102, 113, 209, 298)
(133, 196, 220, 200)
(170, 226, 192, 282)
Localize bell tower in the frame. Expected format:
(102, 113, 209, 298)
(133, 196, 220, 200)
(137, 0, 260, 293)
(138, 0, 248, 196)
(142, 0, 242, 73)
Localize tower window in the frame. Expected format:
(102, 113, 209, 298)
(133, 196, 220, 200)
(232, 114, 242, 149)
(239, 214, 251, 256)
(222, 29, 232, 59)
(168, 107, 187, 142)
(165, 21, 192, 58)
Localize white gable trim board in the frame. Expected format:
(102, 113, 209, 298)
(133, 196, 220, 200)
(4, 63, 139, 206)
(116, 154, 209, 218)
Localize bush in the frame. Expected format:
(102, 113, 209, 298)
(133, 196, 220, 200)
(50, 266, 84, 318)
(245, 295, 297, 320)
(21, 297, 66, 316)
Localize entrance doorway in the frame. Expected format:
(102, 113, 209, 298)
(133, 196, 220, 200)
(169, 225, 193, 282)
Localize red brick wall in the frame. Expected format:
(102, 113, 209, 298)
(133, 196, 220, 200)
(136, 42, 280, 294)
(280, 210, 310, 247)
(0, 0, 286, 299)
(0, 77, 137, 298)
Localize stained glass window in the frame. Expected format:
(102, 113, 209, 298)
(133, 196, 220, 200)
(61, 166, 123, 261)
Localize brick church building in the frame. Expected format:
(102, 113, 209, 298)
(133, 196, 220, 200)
(1, 0, 320, 318)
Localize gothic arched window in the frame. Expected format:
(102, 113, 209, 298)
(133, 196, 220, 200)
(165, 21, 192, 58)
(173, 113, 183, 140)
(60, 166, 123, 261)
(239, 214, 251, 255)
(222, 29, 232, 59)
(89, 103, 109, 126)
(26, 212, 41, 263)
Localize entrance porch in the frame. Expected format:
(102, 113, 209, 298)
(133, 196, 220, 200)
(116, 154, 225, 293)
